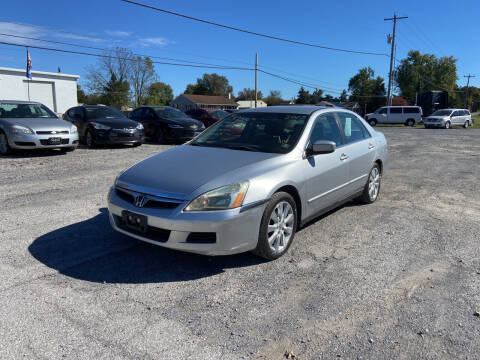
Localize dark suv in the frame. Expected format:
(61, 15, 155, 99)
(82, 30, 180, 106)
(129, 106, 204, 143)
(64, 105, 144, 148)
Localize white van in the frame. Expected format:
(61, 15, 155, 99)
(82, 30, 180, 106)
(365, 106, 423, 126)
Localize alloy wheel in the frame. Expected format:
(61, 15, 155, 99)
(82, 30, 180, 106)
(267, 201, 294, 253)
(368, 167, 381, 201)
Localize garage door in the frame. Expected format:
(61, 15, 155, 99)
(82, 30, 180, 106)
(23, 81, 56, 112)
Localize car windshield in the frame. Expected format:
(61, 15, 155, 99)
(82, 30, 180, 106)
(190, 112, 309, 154)
(208, 110, 229, 119)
(85, 107, 124, 119)
(431, 110, 453, 116)
(154, 107, 187, 119)
(0, 103, 56, 118)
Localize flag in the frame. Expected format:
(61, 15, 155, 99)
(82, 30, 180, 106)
(26, 50, 32, 79)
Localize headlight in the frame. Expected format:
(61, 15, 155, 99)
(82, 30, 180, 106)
(10, 125, 33, 135)
(168, 123, 183, 129)
(91, 122, 111, 130)
(184, 181, 249, 211)
(136, 123, 144, 130)
(70, 125, 78, 134)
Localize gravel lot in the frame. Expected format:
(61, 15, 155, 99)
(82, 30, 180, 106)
(1, 128, 479, 359)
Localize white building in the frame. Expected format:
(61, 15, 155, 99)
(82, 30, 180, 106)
(236, 100, 268, 109)
(0, 67, 79, 114)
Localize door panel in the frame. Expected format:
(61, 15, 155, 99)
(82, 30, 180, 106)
(304, 113, 349, 218)
(389, 107, 403, 123)
(337, 112, 376, 195)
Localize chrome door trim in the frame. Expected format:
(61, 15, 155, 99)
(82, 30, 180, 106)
(307, 174, 368, 203)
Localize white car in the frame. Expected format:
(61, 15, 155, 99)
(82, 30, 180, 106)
(424, 109, 472, 129)
(365, 106, 423, 127)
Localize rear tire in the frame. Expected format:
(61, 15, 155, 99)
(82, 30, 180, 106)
(252, 192, 298, 260)
(356, 164, 382, 204)
(368, 119, 377, 127)
(406, 119, 415, 127)
(0, 132, 11, 155)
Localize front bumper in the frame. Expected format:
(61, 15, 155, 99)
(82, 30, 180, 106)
(93, 129, 144, 144)
(107, 187, 265, 256)
(9, 132, 79, 149)
(424, 121, 445, 128)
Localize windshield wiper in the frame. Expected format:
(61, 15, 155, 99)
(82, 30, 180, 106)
(220, 145, 259, 152)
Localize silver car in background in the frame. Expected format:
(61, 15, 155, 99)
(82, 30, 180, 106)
(108, 106, 388, 260)
(424, 109, 472, 129)
(0, 100, 79, 155)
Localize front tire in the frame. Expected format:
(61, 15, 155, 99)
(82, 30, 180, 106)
(0, 132, 12, 155)
(464, 121, 469, 128)
(85, 130, 95, 148)
(253, 192, 297, 260)
(368, 119, 377, 127)
(445, 121, 451, 129)
(356, 164, 381, 204)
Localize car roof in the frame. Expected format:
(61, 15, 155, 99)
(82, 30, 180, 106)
(241, 105, 327, 115)
(0, 100, 41, 105)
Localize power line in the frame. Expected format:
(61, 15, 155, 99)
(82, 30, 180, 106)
(120, 0, 388, 56)
(0, 40, 254, 70)
(0, 32, 248, 68)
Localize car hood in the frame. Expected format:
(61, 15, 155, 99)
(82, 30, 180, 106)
(117, 145, 279, 198)
(160, 116, 203, 128)
(2, 117, 72, 131)
(89, 117, 138, 128)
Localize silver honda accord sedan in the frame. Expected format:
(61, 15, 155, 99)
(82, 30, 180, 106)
(0, 100, 79, 155)
(108, 106, 388, 259)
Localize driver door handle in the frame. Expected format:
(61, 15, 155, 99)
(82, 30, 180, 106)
(368, 143, 375, 149)
(340, 153, 349, 161)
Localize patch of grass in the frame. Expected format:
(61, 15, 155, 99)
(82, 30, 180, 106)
(472, 115, 480, 129)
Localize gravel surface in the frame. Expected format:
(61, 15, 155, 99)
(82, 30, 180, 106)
(1, 128, 479, 359)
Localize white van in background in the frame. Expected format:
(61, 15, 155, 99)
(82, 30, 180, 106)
(365, 106, 423, 127)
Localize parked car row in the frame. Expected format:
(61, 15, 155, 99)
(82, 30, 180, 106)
(365, 105, 473, 129)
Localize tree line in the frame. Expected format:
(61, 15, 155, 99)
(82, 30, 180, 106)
(79, 47, 478, 112)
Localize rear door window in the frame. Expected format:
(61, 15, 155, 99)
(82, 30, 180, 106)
(337, 112, 369, 144)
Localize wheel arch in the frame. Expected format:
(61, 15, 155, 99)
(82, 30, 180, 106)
(274, 184, 302, 227)
(375, 159, 383, 175)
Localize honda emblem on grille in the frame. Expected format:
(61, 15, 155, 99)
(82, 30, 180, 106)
(134, 194, 147, 207)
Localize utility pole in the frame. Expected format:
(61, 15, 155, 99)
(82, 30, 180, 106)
(384, 14, 407, 106)
(254, 53, 258, 108)
(464, 74, 475, 109)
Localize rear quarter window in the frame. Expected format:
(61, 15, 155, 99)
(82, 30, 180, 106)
(404, 107, 420, 114)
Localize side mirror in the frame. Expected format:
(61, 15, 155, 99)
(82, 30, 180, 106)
(309, 140, 336, 156)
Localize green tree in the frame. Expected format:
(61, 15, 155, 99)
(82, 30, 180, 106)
(145, 82, 174, 105)
(102, 73, 130, 109)
(339, 89, 348, 102)
(395, 50, 457, 102)
(295, 86, 311, 104)
(236, 88, 263, 101)
(263, 90, 284, 106)
(348, 67, 386, 113)
(77, 85, 103, 105)
(310, 89, 323, 104)
(184, 73, 233, 97)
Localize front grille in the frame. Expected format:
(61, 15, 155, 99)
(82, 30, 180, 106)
(39, 138, 69, 145)
(115, 187, 181, 209)
(14, 141, 36, 146)
(114, 215, 170, 243)
(186, 232, 217, 244)
(36, 130, 69, 135)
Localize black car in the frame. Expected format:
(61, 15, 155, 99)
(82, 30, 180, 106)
(64, 105, 144, 148)
(129, 106, 205, 143)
